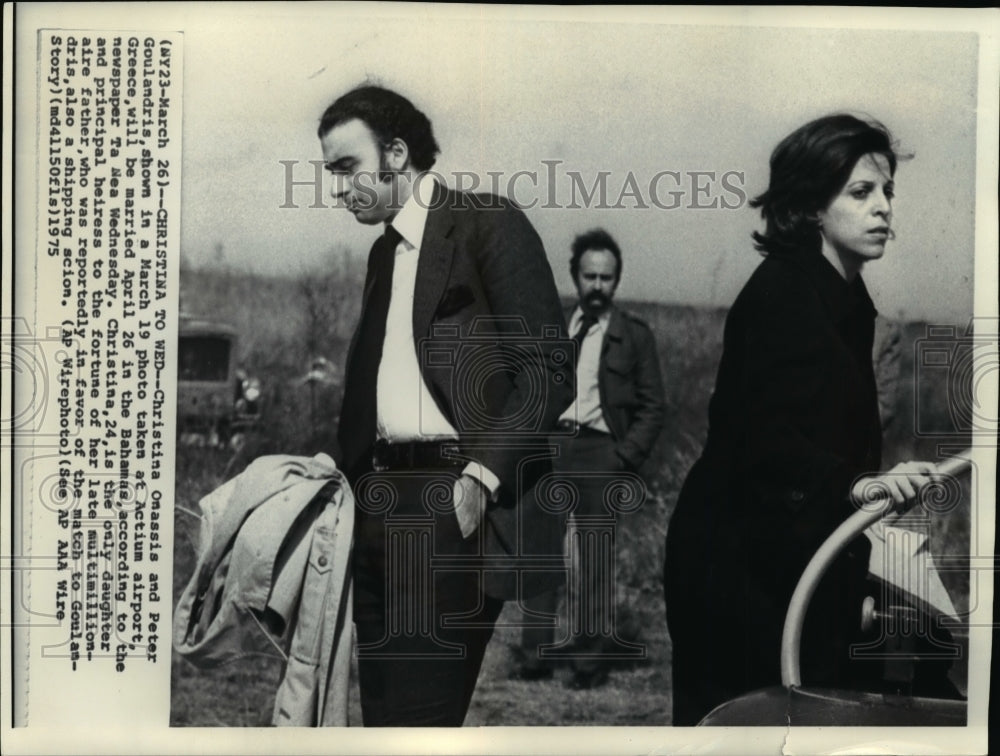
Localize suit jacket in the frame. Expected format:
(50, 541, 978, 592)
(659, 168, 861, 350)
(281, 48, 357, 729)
(338, 183, 574, 599)
(587, 305, 665, 471)
(665, 249, 881, 690)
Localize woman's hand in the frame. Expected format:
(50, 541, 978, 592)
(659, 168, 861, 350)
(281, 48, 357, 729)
(851, 460, 941, 511)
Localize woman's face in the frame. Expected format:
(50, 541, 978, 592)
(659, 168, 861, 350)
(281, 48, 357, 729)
(817, 152, 894, 265)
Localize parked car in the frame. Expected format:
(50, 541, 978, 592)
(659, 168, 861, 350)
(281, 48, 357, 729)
(177, 314, 261, 445)
(699, 452, 971, 727)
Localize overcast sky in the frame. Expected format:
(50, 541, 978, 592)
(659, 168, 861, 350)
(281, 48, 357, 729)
(30, 4, 993, 323)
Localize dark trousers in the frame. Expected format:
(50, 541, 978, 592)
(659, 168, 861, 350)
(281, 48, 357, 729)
(353, 466, 504, 726)
(665, 536, 880, 725)
(668, 611, 779, 725)
(519, 430, 628, 675)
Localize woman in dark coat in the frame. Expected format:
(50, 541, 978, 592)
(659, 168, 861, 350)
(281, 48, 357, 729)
(664, 114, 939, 725)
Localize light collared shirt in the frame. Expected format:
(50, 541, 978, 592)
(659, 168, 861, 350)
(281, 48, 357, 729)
(375, 173, 500, 495)
(560, 305, 612, 434)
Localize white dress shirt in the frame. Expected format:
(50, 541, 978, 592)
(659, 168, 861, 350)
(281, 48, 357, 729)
(560, 306, 612, 434)
(375, 174, 500, 495)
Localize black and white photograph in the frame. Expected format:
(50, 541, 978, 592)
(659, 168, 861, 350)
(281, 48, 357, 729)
(3, 3, 998, 754)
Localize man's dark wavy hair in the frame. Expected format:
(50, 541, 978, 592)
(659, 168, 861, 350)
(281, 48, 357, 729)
(750, 114, 903, 257)
(570, 228, 623, 283)
(317, 85, 440, 171)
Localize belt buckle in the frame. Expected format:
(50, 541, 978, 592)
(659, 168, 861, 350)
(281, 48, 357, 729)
(373, 439, 463, 470)
(372, 438, 390, 472)
(441, 443, 460, 465)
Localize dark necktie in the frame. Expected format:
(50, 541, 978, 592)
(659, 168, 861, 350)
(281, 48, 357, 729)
(337, 225, 401, 474)
(573, 312, 598, 366)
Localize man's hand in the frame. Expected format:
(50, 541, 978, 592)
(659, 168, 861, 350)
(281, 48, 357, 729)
(453, 474, 488, 539)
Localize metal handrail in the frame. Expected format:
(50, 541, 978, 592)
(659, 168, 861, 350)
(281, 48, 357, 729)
(779, 450, 973, 687)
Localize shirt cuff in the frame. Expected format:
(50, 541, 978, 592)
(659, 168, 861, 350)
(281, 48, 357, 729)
(462, 462, 501, 501)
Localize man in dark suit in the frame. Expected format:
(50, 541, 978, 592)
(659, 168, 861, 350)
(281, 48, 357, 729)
(513, 228, 665, 689)
(318, 85, 573, 726)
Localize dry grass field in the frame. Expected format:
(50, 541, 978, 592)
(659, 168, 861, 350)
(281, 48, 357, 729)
(170, 265, 972, 726)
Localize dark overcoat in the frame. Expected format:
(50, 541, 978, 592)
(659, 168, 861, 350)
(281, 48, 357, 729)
(664, 249, 882, 724)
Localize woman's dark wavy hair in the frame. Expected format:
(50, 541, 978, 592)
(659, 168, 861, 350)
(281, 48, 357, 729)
(750, 114, 903, 257)
(317, 85, 440, 171)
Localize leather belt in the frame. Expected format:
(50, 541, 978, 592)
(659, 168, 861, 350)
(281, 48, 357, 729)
(555, 419, 611, 437)
(371, 439, 465, 471)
